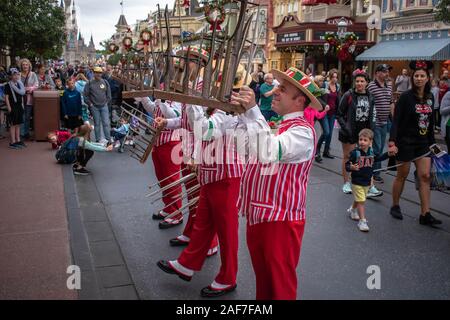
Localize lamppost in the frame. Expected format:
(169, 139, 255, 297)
(323, 17, 357, 85)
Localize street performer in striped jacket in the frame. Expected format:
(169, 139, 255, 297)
(156, 101, 245, 298)
(156, 47, 219, 255)
(230, 67, 322, 300)
(135, 96, 183, 229)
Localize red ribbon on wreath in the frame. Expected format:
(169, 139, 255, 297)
(182, 0, 190, 8)
(337, 45, 352, 62)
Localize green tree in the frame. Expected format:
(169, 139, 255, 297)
(0, 0, 66, 64)
(435, 0, 450, 23)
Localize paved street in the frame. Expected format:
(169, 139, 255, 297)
(70, 127, 450, 300)
(0, 139, 76, 300)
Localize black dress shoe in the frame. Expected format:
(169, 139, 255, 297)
(156, 260, 192, 281)
(200, 284, 237, 298)
(159, 219, 183, 229)
(152, 211, 167, 220)
(390, 205, 403, 220)
(419, 212, 442, 226)
(322, 152, 335, 159)
(315, 154, 323, 163)
(169, 237, 189, 246)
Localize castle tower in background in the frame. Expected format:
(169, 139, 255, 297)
(62, 0, 96, 65)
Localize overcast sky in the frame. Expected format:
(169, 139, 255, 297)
(72, 0, 172, 49)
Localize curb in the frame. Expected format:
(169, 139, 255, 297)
(62, 165, 103, 300)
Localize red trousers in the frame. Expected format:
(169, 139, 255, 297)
(178, 178, 240, 286)
(152, 141, 182, 217)
(180, 163, 218, 250)
(246, 220, 305, 300)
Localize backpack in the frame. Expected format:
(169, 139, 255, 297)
(55, 136, 82, 164)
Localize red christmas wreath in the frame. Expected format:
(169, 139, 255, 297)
(204, 2, 226, 31)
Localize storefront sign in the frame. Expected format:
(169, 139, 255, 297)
(313, 30, 366, 41)
(326, 17, 353, 26)
(384, 20, 448, 34)
(277, 31, 305, 44)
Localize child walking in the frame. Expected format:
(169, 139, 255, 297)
(346, 129, 388, 232)
(4, 68, 26, 149)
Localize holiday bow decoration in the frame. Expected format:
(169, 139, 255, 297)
(123, 37, 133, 51)
(324, 32, 358, 62)
(140, 29, 152, 46)
(182, 0, 190, 8)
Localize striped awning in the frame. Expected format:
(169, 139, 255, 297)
(356, 38, 450, 61)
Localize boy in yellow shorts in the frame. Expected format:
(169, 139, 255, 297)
(346, 129, 388, 232)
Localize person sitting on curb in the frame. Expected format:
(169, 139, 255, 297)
(72, 124, 113, 176)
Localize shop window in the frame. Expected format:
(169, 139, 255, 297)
(405, 0, 415, 7)
(419, 0, 429, 5)
(271, 61, 279, 70)
(288, 1, 293, 13)
(382, 0, 386, 12)
(387, 0, 399, 11)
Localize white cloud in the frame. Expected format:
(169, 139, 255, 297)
(70, 0, 172, 48)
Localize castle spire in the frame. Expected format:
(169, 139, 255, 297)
(89, 34, 95, 49)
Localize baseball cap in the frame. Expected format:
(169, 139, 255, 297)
(375, 64, 392, 72)
(93, 66, 103, 73)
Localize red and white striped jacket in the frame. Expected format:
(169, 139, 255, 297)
(189, 107, 245, 186)
(238, 115, 316, 226)
(140, 98, 180, 147)
(197, 135, 245, 186)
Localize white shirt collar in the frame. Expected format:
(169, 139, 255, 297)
(283, 111, 304, 120)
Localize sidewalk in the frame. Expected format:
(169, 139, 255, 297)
(0, 139, 76, 299)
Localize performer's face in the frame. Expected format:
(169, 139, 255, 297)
(271, 79, 306, 116)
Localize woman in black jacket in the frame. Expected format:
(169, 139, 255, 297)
(388, 60, 441, 226)
(336, 69, 377, 195)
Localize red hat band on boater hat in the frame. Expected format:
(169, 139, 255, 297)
(270, 67, 322, 110)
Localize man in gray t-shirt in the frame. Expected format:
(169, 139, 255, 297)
(395, 69, 411, 94)
(84, 67, 112, 142)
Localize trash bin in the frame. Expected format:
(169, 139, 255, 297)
(33, 90, 60, 141)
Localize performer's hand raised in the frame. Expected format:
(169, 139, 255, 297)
(230, 86, 256, 110)
(155, 117, 167, 129)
